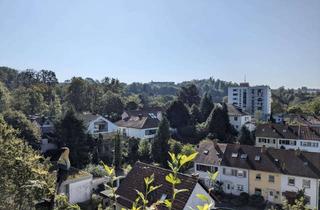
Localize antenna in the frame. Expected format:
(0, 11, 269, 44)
(244, 74, 246, 83)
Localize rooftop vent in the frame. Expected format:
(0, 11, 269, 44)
(255, 155, 261, 161)
(203, 150, 209, 155)
(231, 153, 238, 158)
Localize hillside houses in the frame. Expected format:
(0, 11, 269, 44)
(194, 140, 320, 209)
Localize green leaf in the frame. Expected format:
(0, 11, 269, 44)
(148, 184, 162, 194)
(174, 188, 188, 195)
(180, 152, 198, 166)
(208, 171, 219, 181)
(163, 199, 172, 208)
(196, 194, 209, 202)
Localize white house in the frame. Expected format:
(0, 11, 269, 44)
(115, 162, 216, 210)
(255, 123, 320, 153)
(79, 113, 118, 135)
(115, 108, 163, 140)
(281, 175, 319, 209)
(226, 104, 255, 131)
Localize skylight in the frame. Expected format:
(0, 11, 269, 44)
(203, 150, 209, 155)
(231, 153, 238, 158)
(255, 155, 261, 161)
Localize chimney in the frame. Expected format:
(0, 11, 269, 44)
(281, 162, 286, 171)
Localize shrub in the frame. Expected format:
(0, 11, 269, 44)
(84, 164, 107, 177)
(249, 194, 265, 208)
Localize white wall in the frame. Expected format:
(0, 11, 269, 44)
(118, 127, 157, 139)
(280, 175, 319, 209)
(219, 166, 249, 195)
(229, 115, 252, 131)
(41, 138, 57, 153)
(87, 116, 118, 134)
(184, 183, 215, 210)
(68, 178, 92, 204)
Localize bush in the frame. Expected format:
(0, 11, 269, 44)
(239, 192, 249, 203)
(231, 192, 249, 207)
(84, 164, 107, 178)
(249, 194, 265, 208)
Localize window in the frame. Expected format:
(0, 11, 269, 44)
(237, 170, 246, 178)
(256, 174, 261, 180)
(234, 116, 238, 121)
(269, 191, 273, 196)
(237, 185, 244, 191)
(255, 188, 262, 195)
(255, 155, 261, 161)
(231, 153, 238, 158)
(288, 177, 295, 186)
(302, 179, 311, 189)
(196, 164, 215, 173)
(269, 175, 275, 183)
(145, 129, 157, 135)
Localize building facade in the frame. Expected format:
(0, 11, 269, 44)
(228, 83, 271, 121)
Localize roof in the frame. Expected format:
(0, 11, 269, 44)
(115, 162, 199, 210)
(226, 104, 250, 116)
(78, 113, 103, 127)
(284, 114, 320, 127)
(256, 123, 320, 141)
(116, 108, 162, 129)
(196, 143, 320, 179)
(195, 140, 227, 166)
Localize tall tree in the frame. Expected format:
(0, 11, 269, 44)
(3, 110, 41, 146)
(166, 100, 190, 128)
(177, 83, 200, 107)
(0, 82, 11, 112)
(66, 77, 88, 112)
(113, 133, 122, 171)
(237, 126, 254, 145)
(205, 104, 234, 142)
(190, 104, 201, 124)
(199, 92, 214, 122)
(99, 91, 124, 120)
(152, 116, 170, 167)
(0, 116, 55, 209)
(138, 139, 151, 162)
(55, 109, 90, 168)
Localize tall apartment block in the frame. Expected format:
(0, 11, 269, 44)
(228, 83, 271, 121)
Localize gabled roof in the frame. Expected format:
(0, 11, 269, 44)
(116, 108, 162, 129)
(78, 113, 108, 127)
(115, 162, 200, 210)
(195, 140, 227, 166)
(196, 143, 320, 179)
(256, 123, 320, 141)
(226, 104, 250, 116)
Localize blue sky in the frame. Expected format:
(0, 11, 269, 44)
(0, 0, 319, 88)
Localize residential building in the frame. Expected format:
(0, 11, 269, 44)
(228, 83, 271, 121)
(115, 161, 216, 210)
(284, 114, 320, 128)
(226, 104, 255, 131)
(255, 123, 320, 153)
(115, 108, 163, 140)
(194, 142, 320, 209)
(79, 113, 118, 136)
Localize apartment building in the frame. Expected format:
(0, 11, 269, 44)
(194, 141, 320, 209)
(228, 83, 271, 121)
(255, 123, 320, 153)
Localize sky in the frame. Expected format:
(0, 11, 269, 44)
(0, 0, 319, 88)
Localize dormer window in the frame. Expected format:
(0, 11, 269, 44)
(255, 155, 261, 161)
(203, 150, 209, 155)
(240, 154, 247, 159)
(231, 153, 238, 158)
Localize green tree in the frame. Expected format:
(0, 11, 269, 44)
(0, 82, 11, 112)
(190, 104, 201, 124)
(237, 126, 254, 145)
(168, 139, 182, 155)
(56, 109, 90, 168)
(113, 133, 122, 171)
(138, 139, 151, 162)
(199, 92, 214, 122)
(177, 83, 200, 107)
(0, 116, 55, 209)
(99, 91, 124, 120)
(66, 77, 88, 112)
(152, 116, 170, 166)
(206, 104, 234, 142)
(166, 100, 190, 128)
(3, 110, 41, 145)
